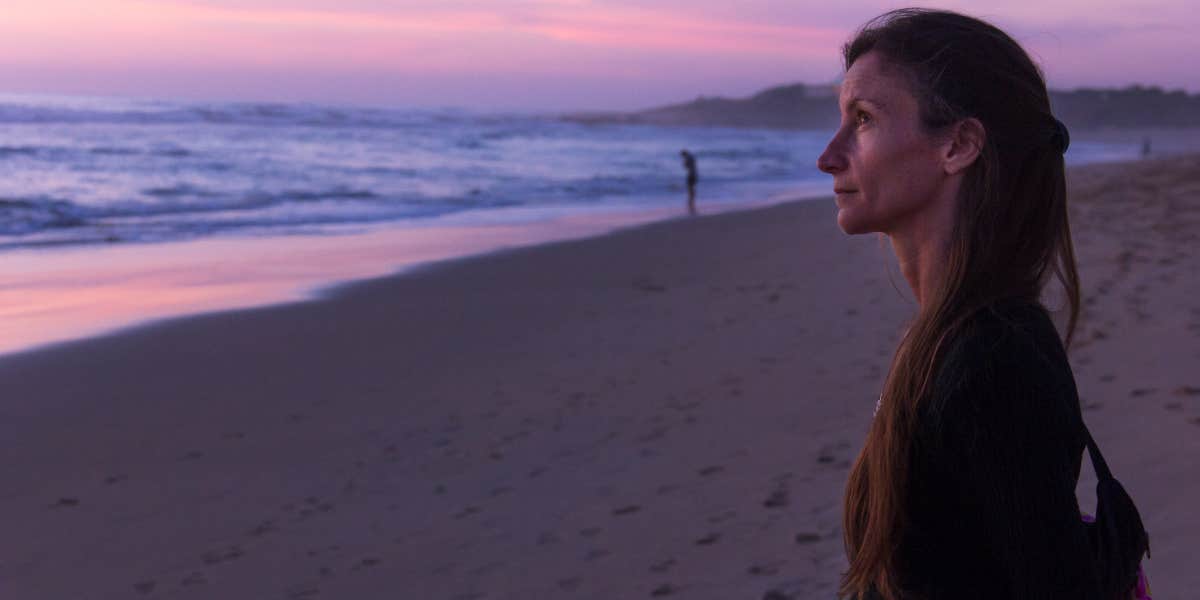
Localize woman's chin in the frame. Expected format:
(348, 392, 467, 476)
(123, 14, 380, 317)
(836, 210, 874, 235)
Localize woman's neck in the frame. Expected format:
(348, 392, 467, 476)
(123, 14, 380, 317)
(887, 204, 956, 307)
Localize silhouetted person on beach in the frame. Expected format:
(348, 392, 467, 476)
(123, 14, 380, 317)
(680, 150, 698, 214)
(1141, 136, 1152, 158)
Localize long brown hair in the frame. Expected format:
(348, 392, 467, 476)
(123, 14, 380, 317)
(838, 9, 1081, 599)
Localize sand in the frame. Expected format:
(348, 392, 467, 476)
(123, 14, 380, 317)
(0, 154, 1196, 599)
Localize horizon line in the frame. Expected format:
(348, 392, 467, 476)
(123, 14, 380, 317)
(3, 79, 1198, 115)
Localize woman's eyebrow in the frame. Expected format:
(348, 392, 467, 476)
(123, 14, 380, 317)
(844, 96, 886, 111)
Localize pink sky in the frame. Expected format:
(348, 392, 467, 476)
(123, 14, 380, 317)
(0, 0, 1196, 110)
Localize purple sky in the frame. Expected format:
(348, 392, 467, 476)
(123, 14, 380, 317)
(1, 1, 1195, 110)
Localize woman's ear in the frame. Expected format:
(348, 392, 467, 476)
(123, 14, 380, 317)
(943, 118, 985, 175)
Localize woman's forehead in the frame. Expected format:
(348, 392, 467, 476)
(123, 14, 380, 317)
(840, 54, 912, 110)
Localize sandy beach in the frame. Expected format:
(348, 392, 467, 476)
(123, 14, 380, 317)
(1, 154, 1197, 599)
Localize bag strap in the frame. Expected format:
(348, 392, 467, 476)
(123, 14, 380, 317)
(1081, 422, 1115, 483)
(1080, 418, 1152, 595)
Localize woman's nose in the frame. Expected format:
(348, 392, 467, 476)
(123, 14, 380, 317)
(817, 134, 846, 174)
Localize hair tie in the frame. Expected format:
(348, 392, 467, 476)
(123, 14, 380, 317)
(1050, 118, 1070, 155)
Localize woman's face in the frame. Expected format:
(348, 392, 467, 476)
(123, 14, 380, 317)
(817, 52, 949, 236)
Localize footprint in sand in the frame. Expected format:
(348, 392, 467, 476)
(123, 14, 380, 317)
(201, 545, 244, 565)
(763, 488, 789, 509)
(762, 585, 803, 600)
(453, 506, 481, 519)
(795, 532, 822, 544)
(695, 532, 721, 546)
(350, 557, 381, 572)
(707, 510, 737, 525)
(656, 483, 679, 495)
(247, 519, 278, 537)
(180, 572, 206, 587)
(133, 581, 156, 595)
(817, 441, 852, 468)
(649, 558, 676, 573)
(650, 583, 679, 596)
(747, 560, 785, 576)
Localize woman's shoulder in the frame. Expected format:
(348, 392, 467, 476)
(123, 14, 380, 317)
(940, 298, 1065, 374)
(925, 297, 1079, 424)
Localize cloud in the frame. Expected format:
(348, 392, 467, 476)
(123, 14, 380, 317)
(0, 0, 1195, 109)
(518, 5, 844, 57)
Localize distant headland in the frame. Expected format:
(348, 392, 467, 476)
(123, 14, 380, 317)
(563, 83, 1200, 131)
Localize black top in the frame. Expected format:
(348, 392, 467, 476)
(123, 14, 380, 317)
(875, 300, 1104, 599)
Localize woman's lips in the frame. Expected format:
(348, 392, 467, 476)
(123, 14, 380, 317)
(833, 189, 857, 206)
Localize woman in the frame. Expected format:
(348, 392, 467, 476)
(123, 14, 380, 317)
(816, 9, 1149, 600)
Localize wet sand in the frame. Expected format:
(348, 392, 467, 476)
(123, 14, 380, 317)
(1, 154, 1196, 599)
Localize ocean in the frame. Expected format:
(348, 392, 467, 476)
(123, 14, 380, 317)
(0, 93, 1145, 252)
(0, 94, 826, 252)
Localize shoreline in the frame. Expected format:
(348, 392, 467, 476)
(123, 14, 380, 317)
(1, 154, 1197, 598)
(0, 188, 815, 359)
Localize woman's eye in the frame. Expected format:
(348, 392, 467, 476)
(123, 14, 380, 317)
(855, 111, 872, 127)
